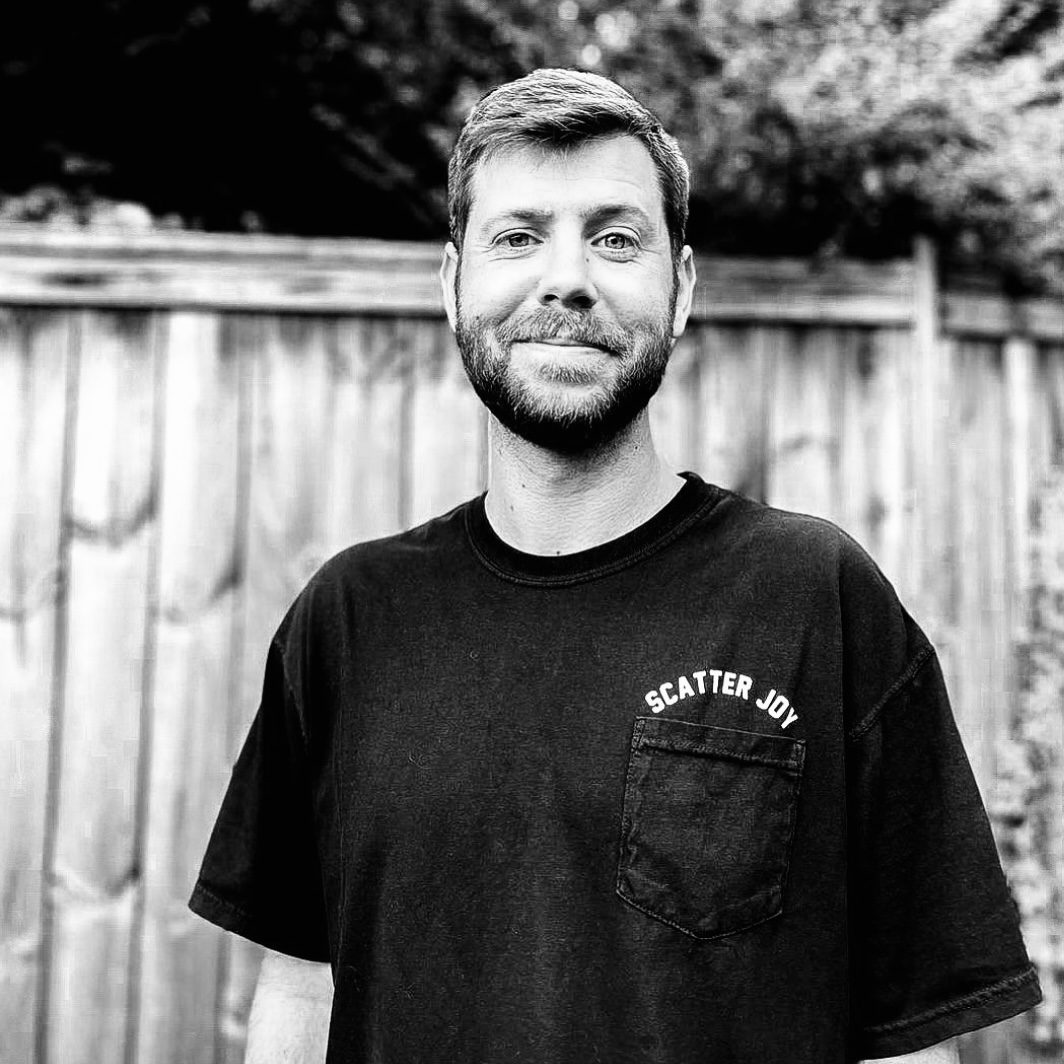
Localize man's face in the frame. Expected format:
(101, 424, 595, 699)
(441, 135, 695, 455)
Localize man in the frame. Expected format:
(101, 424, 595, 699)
(190, 69, 1041, 1063)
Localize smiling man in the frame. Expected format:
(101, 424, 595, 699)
(190, 70, 1040, 1063)
(450, 133, 687, 459)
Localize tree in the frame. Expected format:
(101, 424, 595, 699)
(547, 0, 1064, 288)
(2, 0, 1062, 290)
(0, 0, 528, 237)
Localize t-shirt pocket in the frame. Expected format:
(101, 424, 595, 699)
(616, 717, 805, 939)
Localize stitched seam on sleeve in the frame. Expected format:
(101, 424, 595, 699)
(275, 634, 311, 751)
(845, 643, 936, 744)
(860, 967, 1040, 1036)
(192, 880, 260, 924)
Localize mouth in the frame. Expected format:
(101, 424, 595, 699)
(515, 338, 610, 354)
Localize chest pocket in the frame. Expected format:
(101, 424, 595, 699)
(616, 717, 805, 940)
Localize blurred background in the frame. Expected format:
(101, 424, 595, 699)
(1, 2, 1062, 1062)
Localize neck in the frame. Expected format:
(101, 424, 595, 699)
(483, 411, 684, 555)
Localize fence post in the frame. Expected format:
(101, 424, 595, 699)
(911, 236, 952, 639)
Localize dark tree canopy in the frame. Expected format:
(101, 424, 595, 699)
(2, 0, 1062, 289)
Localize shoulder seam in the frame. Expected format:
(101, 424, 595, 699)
(846, 643, 936, 744)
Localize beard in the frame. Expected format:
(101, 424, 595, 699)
(455, 286, 677, 456)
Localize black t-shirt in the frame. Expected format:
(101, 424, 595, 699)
(190, 473, 1040, 1063)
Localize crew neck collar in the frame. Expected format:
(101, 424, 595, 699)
(464, 471, 718, 586)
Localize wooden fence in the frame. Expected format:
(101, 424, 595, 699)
(1, 227, 1062, 1064)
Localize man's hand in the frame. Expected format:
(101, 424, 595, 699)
(861, 1038, 960, 1064)
(244, 950, 334, 1064)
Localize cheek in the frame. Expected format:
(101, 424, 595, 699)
(595, 263, 675, 315)
(458, 262, 532, 322)
(611, 288, 672, 334)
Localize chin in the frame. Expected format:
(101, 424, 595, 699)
(479, 385, 651, 456)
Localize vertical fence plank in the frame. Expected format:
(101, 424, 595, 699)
(1005, 337, 1037, 631)
(407, 321, 485, 527)
(134, 312, 244, 1064)
(649, 329, 701, 474)
(695, 324, 772, 498)
(0, 310, 72, 1064)
(765, 326, 842, 521)
(216, 314, 337, 1064)
(324, 317, 408, 551)
(46, 310, 162, 1064)
(949, 340, 1010, 796)
(1034, 343, 1064, 475)
(836, 327, 908, 587)
(909, 240, 957, 661)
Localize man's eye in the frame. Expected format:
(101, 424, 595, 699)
(598, 232, 635, 251)
(500, 232, 535, 249)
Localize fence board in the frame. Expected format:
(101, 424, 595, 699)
(764, 326, 842, 522)
(691, 255, 914, 326)
(908, 260, 956, 667)
(4, 228, 1064, 344)
(0, 230, 918, 326)
(836, 328, 908, 586)
(944, 291, 1064, 343)
(323, 318, 408, 550)
(0, 310, 72, 1064)
(1005, 338, 1037, 638)
(46, 310, 161, 1064)
(1035, 344, 1064, 478)
(950, 340, 1010, 793)
(692, 324, 771, 498)
(649, 330, 701, 475)
(407, 322, 485, 527)
(134, 312, 244, 1064)
(0, 229, 446, 316)
(217, 314, 339, 1063)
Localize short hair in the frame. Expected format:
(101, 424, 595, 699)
(448, 68, 690, 262)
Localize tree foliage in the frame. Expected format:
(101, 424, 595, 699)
(2, 0, 1062, 288)
(554, 0, 1064, 287)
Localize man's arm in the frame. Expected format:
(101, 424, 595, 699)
(244, 950, 334, 1064)
(861, 1038, 960, 1064)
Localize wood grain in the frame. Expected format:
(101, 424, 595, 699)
(0, 309, 72, 1064)
(691, 254, 915, 326)
(45, 310, 162, 1064)
(836, 327, 908, 587)
(216, 313, 338, 1063)
(695, 324, 773, 499)
(950, 340, 1010, 796)
(407, 320, 485, 528)
(323, 317, 408, 551)
(944, 292, 1064, 343)
(648, 328, 701, 475)
(134, 312, 244, 1064)
(764, 326, 843, 523)
(1004, 337, 1037, 639)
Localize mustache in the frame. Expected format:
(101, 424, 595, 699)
(492, 310, 631, 354)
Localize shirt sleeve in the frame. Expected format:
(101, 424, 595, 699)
(846, 640, 1041, 1058)
(188, 637, 332, 963)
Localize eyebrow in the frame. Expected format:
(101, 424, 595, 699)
(477, 202, 655, 234)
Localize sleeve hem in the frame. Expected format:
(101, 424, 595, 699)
(846, 642, 935, 743)
(188, 880, 331, 964)
(854, 967, 1043, 1059)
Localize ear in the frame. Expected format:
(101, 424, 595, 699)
(671, 246, 697, 339)
(440, 242, 459, 332)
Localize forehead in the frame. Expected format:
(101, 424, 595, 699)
(466, 135, 666, 230)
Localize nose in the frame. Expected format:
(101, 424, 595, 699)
(535, 233, 598, 310)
